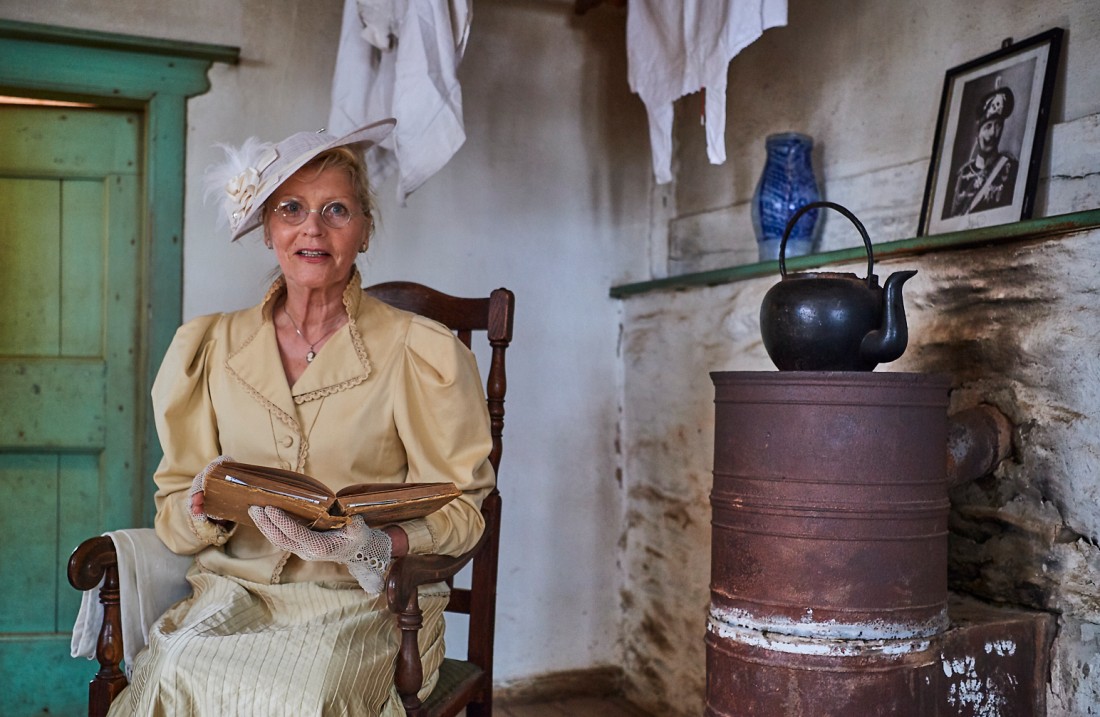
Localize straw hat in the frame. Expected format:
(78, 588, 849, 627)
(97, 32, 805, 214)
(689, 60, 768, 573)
(205, 118, 396, 241)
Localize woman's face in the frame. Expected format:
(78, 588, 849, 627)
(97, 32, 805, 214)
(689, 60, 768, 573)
(264, 163, 368, 296)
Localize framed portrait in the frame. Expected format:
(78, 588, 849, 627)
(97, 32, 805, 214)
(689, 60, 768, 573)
(918, 28, 1063, 236)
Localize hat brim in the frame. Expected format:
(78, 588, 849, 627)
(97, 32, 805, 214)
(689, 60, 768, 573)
(230, 118, 396, 241)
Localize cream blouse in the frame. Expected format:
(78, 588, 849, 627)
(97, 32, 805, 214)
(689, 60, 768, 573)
(151, 270, 495, 585)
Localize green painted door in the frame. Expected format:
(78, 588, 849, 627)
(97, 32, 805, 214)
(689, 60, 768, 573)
(0, 104, 143, 716)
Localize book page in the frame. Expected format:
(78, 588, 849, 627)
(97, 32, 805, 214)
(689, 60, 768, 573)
(334, 482, 461, 525)
(224, 463, 334, 497)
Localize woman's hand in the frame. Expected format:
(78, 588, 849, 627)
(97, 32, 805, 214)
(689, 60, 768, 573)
(189, 455, 235, 526)
(249, 506, 395, 592)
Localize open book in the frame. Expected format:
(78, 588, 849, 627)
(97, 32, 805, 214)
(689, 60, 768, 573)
(203, 461, 462, 530)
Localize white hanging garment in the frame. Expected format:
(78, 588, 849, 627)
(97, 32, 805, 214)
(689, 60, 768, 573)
(328, 0, 471, 204)
(627, 0, 787, 184)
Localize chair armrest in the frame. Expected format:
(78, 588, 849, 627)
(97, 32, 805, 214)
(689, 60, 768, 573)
(385, 530, 489, 713)
(68, 535, 118, 590)
(384, 530, 487, 613)
(68, 536, 127, 717)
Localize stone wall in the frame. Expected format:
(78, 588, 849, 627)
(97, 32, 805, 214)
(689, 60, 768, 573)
(616, 0, 1100, 713)
(619, 219, 1100, 716)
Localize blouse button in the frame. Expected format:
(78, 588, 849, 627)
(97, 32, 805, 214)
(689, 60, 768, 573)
(281, 435, 294, 448)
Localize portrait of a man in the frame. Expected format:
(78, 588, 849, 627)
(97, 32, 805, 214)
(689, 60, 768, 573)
(919, 28, 1061, 236)
(945, 85, 1019, 218)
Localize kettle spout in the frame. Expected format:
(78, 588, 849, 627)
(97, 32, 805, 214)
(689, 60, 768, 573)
(860, 270, 918, 366)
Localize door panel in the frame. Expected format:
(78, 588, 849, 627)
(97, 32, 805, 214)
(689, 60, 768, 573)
(62, 179, 109, 356)
(0, 359, 106, 447)
(0, 455, 59, 633)
(0, 105, 143, 716)
(0, 178, 62, 355)
(1, 637, 97, 716)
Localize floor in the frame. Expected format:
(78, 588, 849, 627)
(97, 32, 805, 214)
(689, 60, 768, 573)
(493, 696, 653, 717)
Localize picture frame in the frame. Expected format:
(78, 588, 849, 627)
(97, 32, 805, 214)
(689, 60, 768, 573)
(918, 28, 1063, 236)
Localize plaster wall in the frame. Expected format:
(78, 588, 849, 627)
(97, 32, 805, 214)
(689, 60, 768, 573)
(4, 0, 652, 689)
(363, 1, 653, 682)
(620, 223, 1100, 716)
(665, 0, 1100, 273)
(616, 0, 1100, 715)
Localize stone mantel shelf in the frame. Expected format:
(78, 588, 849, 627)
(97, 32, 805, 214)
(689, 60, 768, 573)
(610, 208, 1100, 299)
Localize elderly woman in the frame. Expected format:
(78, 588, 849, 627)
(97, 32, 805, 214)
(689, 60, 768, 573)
(107, 119, 494, 716)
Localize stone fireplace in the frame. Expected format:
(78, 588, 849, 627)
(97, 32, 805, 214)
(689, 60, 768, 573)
(611, 3, 1100, 710)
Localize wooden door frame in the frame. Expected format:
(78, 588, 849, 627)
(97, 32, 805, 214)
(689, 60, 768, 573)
(0, 20, 239, 525)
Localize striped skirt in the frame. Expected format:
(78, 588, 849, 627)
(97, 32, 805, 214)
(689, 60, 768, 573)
(107, 571, 448, 717)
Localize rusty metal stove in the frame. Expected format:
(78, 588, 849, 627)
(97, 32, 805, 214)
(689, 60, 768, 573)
(706, 371, 1055, 717)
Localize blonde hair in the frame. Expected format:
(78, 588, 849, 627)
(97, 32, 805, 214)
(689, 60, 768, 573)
(308, 146, 375, 221)
(261, 146, 376, 246)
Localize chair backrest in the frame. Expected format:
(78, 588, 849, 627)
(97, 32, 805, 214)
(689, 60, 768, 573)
(365, 281, 514, 681)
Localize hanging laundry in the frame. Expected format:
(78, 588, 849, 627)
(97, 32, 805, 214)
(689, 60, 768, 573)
(627, 0, 787, 184)
(328, 0, 471, 204)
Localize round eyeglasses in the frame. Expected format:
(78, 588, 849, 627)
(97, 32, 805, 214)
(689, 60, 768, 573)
(271, 199, 366, 229)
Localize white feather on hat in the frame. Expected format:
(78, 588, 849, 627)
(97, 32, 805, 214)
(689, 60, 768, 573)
(203, 137, 279, 234)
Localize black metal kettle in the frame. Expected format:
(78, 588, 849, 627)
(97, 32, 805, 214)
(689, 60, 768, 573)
(759, 201, 917, 371)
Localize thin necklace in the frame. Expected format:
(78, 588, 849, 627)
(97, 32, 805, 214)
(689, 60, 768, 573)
(284, 307, 336, 363)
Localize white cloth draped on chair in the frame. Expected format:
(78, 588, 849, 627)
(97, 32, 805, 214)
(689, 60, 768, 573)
(70, 528, 193, 678)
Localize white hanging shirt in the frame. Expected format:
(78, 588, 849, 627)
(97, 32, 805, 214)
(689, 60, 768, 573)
(328, 0, 471, 204)
(627, 0, 787, 184)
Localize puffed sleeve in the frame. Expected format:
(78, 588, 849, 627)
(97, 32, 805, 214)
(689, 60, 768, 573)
(151, 314, 234, 554)
(393, 316, 496, 556)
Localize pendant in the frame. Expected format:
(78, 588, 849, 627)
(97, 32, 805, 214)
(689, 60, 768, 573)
(306, 350, 316, 363)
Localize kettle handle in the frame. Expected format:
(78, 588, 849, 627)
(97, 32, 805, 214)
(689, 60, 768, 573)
(779, 200, 875, 288)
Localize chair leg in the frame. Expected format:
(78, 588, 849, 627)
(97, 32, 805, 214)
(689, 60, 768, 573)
(89, 579, 128, 717)
(394, 590, 426, 715)
(68, 537, 128, 717)
(466, 697, 492, 717)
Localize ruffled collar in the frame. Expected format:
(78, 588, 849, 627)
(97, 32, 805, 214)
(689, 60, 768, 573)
(227, 267, 373, 428)
(258, 267, 365, 324)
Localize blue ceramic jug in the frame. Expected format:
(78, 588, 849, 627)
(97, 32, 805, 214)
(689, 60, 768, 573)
(751, 132, 821, 262)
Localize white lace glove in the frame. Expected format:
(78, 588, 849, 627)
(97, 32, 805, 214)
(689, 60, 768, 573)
(248, 505, 393, 593)
(184, 455, 236, 546)
(189, 455, 235, 522)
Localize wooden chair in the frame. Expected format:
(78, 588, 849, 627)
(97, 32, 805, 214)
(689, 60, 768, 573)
(68, 282, 515, 717)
